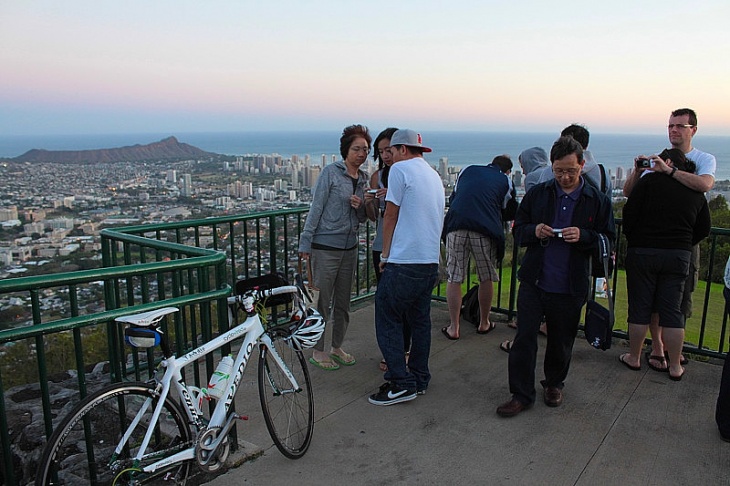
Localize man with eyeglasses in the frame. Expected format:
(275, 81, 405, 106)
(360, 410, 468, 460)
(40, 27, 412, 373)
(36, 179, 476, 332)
(624, 108, 716, 195)
(622, 108, 716, 373)
(496, 136, 615, 417)
(369, 129, 445, 406)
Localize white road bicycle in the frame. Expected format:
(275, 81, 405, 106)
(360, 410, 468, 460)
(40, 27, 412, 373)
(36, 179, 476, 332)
(35, 275, 324, 485)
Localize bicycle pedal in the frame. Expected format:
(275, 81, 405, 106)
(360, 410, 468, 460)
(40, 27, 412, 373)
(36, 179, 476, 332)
(236, 414, 249, 421)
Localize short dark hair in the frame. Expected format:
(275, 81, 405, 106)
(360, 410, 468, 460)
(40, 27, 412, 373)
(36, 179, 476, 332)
(560, 124, 590, 149)
(671, 108, 698, 126)
(491, 155, 513, 174)
(394, 144, 424, 156)
(339, 124, 372, 160)
(550, 136, 583, 163)
(659, 148, 696, 173)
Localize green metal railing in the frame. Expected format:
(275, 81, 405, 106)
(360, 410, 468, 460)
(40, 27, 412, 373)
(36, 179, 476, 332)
(0, 229, 229, 485)
(0, 208, 728, 485)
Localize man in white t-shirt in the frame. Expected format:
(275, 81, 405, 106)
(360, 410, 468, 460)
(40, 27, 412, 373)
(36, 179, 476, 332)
(623, 108, 716, 372)
(368, 129, 445, 406)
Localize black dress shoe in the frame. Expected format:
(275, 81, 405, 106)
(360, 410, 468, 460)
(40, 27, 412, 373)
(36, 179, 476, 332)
(543, 386, 563, 407)
(496, 399, 531, 417)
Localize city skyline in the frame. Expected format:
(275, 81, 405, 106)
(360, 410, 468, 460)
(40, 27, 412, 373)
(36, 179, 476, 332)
(1, 1, 729, 137)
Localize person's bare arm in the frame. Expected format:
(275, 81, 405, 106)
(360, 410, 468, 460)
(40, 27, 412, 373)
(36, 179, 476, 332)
(649, 157, 714, 192)
(379, 202, 400, 271)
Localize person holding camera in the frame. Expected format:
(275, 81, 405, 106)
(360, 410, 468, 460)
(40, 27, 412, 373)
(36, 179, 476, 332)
(496, 136, 615, 417)
(623, 108, 716, 371)
(298, 124, 371, 371)
(619, 149, 710, 380)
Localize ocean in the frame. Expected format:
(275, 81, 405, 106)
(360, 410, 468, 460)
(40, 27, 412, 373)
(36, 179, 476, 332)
(1, 131, 728, 180)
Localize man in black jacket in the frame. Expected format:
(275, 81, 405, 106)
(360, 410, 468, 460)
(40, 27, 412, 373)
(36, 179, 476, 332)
(496, 136, 615, 417)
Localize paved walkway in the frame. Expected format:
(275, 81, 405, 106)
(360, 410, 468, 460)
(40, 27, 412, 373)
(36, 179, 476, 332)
(204, 300, 729, 485)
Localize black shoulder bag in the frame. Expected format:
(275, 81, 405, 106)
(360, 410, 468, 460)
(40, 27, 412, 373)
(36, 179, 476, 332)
(584, 233, 614, 350)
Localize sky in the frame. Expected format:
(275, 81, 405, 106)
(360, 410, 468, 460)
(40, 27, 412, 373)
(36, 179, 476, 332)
(1, 0, 729, 137)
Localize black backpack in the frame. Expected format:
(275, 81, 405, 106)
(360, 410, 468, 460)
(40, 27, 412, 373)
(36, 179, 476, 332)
(461, 285, 480, 325)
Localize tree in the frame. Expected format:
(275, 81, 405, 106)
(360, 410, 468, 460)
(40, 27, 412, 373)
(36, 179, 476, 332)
(709, 195, 728, 212)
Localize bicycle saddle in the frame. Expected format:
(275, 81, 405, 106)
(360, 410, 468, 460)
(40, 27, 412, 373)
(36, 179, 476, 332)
(115, 307, 179, 327)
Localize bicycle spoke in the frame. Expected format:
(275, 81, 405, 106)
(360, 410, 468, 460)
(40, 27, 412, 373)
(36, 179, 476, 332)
(258, 339, 314, 459)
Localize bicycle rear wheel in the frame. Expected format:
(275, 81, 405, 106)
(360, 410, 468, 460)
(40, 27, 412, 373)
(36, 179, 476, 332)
(258, 339, 314, 458)
(35, 382, 192, 485)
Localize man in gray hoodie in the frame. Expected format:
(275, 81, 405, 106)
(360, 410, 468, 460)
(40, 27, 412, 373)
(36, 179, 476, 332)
(519, 147, 550, 194)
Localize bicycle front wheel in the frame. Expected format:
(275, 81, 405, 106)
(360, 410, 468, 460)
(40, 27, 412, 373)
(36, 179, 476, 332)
(35, 382, 192, 485)
(258, 339, 314, 458)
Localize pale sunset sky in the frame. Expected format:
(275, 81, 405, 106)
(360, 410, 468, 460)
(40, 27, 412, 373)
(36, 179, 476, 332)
(1, 0, 728, 136)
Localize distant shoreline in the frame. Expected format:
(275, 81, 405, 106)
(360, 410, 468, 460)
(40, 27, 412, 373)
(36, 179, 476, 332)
(1, 130, 728, 180)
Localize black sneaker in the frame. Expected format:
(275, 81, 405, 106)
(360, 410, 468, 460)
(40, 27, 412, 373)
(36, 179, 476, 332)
(368, 382, 417, 406)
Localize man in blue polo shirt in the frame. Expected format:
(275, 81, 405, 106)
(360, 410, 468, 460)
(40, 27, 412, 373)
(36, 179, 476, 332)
(496, 136, 615, 417)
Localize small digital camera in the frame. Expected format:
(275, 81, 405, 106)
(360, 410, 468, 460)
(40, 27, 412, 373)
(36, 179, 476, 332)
(366, 189, 378, 195)
(635, 158, 652, 169)
(552, 228, 564, 238)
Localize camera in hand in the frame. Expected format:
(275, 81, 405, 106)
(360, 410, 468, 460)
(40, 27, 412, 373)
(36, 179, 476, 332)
(635, 158, 652, 169)
(552, 228, 563, 238)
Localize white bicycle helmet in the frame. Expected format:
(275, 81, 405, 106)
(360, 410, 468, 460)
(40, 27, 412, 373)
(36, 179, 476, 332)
(285, 308, 325, 350)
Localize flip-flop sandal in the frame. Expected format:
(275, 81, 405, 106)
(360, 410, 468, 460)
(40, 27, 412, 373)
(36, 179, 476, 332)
(646, 354, 668, 372)
(330, 353, 356, 366)
(476, 321, 496, 334)
(441, 327, 459, 340)
(499, 340, 513, 353)
(618, 353, 641, 371)
(309, 356, 340, 371)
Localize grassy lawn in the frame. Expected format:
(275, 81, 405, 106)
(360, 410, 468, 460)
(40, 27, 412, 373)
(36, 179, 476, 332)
(435, 267, 729, 353)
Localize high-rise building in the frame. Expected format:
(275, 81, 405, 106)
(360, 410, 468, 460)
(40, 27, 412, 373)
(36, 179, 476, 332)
(438, 157, 449, 178)
(291, 165, 300, 189)
(181, 174, 192, 197)
(306, 166, 321, 188)
(0, 206, 18, 222)
(167, 169, 177, 183)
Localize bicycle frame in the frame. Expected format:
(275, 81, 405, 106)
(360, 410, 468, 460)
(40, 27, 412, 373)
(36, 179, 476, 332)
(119, 290, 302, 475)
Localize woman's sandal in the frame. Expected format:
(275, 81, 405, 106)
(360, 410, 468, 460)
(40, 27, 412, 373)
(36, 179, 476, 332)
(499, 340, 513, 353)
(309, 356, 340, 371)
(330, 352, 356, 366)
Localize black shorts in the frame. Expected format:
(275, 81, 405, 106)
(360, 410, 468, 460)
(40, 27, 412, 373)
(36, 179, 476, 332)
(625, 247, 691, 328)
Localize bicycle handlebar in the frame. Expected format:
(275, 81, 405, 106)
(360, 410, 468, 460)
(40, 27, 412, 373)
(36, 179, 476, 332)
(227, 285, 299, 305)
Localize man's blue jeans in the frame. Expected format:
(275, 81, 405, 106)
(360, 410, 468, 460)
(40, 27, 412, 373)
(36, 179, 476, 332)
(375, 263, 439, 391)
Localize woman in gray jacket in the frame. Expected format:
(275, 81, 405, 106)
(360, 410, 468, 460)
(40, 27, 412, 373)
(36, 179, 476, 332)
(299, 124, 371, 370)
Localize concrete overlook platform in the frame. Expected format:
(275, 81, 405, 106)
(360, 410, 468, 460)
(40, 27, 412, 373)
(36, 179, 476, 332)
(206, 300, 729, 486)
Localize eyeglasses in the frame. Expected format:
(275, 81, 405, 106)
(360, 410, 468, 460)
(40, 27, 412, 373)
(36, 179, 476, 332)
(350, 146, 370, 154)
(553, 168, 580, 177)
(668, 124, 695, 129)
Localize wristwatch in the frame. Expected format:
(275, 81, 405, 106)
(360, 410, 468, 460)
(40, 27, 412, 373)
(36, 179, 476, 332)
(670, 167, 678, 178)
